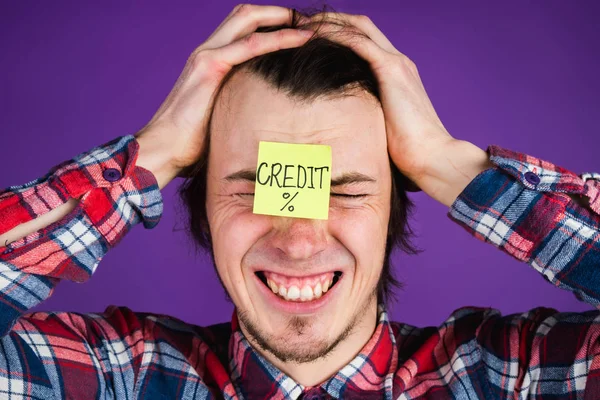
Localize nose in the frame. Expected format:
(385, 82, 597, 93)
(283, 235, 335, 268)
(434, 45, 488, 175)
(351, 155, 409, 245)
(270, 217, 328, 260)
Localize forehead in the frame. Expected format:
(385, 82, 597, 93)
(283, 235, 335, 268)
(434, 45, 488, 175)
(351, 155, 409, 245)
(209, 72, 388, 175)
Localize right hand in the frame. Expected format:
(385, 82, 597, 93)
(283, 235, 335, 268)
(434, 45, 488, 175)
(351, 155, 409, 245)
(134, 4, 313, 180)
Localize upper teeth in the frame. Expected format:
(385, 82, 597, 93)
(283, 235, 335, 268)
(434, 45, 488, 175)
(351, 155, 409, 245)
(268, 279, 331, 302)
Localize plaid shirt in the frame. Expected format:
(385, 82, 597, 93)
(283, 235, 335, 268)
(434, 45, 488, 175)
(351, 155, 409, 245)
(1, 135, 599, 399)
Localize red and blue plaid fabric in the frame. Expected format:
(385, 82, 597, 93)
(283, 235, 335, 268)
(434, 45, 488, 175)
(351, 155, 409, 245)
(1, 135, 599, 399)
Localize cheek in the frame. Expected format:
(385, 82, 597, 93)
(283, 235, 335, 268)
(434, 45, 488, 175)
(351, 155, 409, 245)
(328, 206, 389, 276)
(207, 200, 272, 284)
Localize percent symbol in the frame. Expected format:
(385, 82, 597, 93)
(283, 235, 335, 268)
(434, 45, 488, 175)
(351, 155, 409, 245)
(280, 191, 299, 212)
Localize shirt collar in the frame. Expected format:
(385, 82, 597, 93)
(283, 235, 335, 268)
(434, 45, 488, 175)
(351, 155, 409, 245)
(228, 304, 398, 399)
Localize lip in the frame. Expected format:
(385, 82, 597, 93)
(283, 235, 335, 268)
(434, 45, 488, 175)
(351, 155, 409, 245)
(253, 271, 343, 314)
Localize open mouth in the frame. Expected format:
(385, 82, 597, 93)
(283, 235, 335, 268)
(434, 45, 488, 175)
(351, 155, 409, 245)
(255, 271, 343, 302)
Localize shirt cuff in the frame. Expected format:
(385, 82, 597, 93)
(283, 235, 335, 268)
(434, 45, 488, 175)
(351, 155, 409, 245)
(74, 135, 163, 231)
(452, 144, 600, 216)
(447, 144, 600, 262)
(53, 136, 158, 201)
(0, 135, 163, 254)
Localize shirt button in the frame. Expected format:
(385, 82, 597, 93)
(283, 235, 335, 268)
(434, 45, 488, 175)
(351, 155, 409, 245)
(103, 168, 122, 182)
(524, 171, 540, 186)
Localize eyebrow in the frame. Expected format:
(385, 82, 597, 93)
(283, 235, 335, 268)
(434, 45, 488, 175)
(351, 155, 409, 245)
(331, 172, 376, 186)
(224, 169, 256, 182)
(224, 169, 376, 186)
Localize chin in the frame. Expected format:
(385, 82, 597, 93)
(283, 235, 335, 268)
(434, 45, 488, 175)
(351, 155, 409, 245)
(242, 313, 349, 363)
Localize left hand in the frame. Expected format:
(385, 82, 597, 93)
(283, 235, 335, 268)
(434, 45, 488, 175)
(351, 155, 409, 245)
(300, 13, 462, 197)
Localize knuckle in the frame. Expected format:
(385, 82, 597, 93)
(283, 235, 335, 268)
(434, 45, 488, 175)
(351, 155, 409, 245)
(190, 48, 206, 60)
(243, 32, 260, 49)
(356, 14, 371, 23)
(275, 29, 287, 41)
(235, 3, 253, 16)
(189, 49, 227, 77)
(384, 57, 404, 74)
(189, 49, 210, 67)
(405, 57, 418, 70)
(228, 5, 239, 17)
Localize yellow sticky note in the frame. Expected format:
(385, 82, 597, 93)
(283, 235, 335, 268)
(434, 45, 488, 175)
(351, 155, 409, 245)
(253, 141, 331, 220)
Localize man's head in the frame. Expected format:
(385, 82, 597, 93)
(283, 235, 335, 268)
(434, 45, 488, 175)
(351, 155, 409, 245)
(178, 9, 420, 363)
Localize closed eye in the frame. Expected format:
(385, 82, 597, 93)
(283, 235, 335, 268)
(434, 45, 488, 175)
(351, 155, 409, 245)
(236, 193, 367, 198)
(331, 193, 367, 198)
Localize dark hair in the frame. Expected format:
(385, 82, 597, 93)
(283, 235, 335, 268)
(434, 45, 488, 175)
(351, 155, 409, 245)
(177, 6, 422, 306)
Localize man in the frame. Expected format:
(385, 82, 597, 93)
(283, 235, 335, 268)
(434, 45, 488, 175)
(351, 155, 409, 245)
(1, 5, 599, 399)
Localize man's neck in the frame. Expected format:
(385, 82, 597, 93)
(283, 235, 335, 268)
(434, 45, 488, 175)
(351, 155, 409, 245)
(241, 299, 379, 387)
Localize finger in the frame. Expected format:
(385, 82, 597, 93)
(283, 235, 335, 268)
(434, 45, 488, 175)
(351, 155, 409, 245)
(305, 12, 399, 55)
(211, 29, 313, 67)
(204, 4, 297, 49)
(333, 13, 399, 54)
(312, 23, 390, 72)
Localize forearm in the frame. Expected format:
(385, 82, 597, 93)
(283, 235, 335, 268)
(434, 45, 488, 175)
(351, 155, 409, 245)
(0, 198, 79, 246)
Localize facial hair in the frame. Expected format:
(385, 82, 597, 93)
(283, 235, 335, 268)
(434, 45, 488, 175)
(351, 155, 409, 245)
(237, 284, 378, 364)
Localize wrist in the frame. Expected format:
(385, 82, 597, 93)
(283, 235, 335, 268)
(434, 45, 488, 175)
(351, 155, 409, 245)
(418, 139, 494, 208)
(134, 133, 180, 190)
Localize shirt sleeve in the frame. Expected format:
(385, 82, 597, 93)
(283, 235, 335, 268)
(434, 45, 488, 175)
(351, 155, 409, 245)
(448, 144, 600, 308)
(432, 305, 600, 398)
(0, 135, 163, 336)
(1, 306, 151, 398)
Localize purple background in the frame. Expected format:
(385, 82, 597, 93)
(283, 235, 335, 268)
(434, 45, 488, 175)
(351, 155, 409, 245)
(1, 1, 598, 328)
